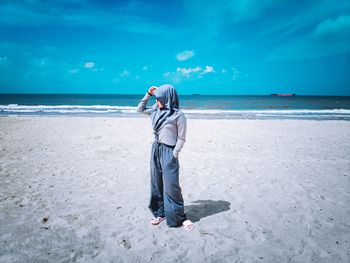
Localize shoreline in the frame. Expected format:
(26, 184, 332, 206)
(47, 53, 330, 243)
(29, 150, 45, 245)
(1, 113, 350, 121)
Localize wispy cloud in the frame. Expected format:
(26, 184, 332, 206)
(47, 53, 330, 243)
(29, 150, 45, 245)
(313, 15, 350, 38)
(31, 57, 55, 68)
(163, 65, 215, 83)
(184, 0, 283, 40)
(19, 56, 69, 79)
(0, 56, 10, 67)
(0, 1, 178, 38)
(119, 70, 130, 77)
(256, 1, 350, 41)
(268, 15, 350, 60)
(232, 67, 240, 80)
(177, 66, 202, 76)
(176, 50, 194, 61)
(84, 62, 95, 69)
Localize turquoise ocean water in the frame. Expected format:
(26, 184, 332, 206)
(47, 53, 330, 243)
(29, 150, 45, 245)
(1, 94, 350, 120)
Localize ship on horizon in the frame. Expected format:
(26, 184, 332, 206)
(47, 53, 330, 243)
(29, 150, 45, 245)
(270, 93, 296, 96)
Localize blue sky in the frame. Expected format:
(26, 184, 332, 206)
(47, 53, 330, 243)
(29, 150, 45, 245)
(0, 0, 349, 95)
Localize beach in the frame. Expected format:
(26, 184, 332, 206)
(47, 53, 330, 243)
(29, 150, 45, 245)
(0, 115, 349, 262)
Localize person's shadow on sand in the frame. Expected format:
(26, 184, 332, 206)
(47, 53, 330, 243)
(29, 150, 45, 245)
(185, 200, 231, 222)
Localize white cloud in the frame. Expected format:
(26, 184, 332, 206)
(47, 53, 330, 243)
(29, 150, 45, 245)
(176, 50, 194, 61)
(163, 65, 215, 83)
(84, 62, 95, 69)
(120, 70, 130, 77)
(83, 62, 104, 72)
(203, 65, 214, 73)
(176, 66, 202, 76)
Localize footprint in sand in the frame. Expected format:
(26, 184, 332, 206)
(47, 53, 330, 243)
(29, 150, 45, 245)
(119, 237, 132, 249)
(250, 229, 266, 242)
(152, 233, 158, 246)
(310, 192, 325, 201)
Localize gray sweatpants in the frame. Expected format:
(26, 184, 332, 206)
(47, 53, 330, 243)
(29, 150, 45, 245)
(148, 140, 187, 227)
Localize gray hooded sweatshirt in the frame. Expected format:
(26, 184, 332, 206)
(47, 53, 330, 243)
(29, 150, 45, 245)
(136, 84, 186, 158)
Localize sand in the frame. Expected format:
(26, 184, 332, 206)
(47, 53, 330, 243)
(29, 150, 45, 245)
(0, 115, 349, 263)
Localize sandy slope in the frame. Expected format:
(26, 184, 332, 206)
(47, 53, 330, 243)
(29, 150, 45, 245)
(0, 116, 349, 263)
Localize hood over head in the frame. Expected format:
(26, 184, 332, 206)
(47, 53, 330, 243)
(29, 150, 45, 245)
(151, 84, 183, 133)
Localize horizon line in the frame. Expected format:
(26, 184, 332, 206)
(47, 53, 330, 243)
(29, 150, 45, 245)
(0, 93, 350, 97)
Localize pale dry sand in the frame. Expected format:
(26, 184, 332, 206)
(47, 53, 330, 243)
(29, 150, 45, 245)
(0, 116, 349, 263)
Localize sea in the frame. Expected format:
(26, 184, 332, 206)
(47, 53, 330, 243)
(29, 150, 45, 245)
(0, 94, 350, 120)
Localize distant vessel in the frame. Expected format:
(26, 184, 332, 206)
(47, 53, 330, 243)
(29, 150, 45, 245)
(270, 93, 296, 96)
(192, 93, 201, 95)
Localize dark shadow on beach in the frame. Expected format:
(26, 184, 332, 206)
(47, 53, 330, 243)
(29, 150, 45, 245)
(185, 200, 231, 223)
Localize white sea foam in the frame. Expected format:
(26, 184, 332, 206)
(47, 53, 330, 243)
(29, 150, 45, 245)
(1, 104, 350, 119)
(0, 104, 136, 110)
